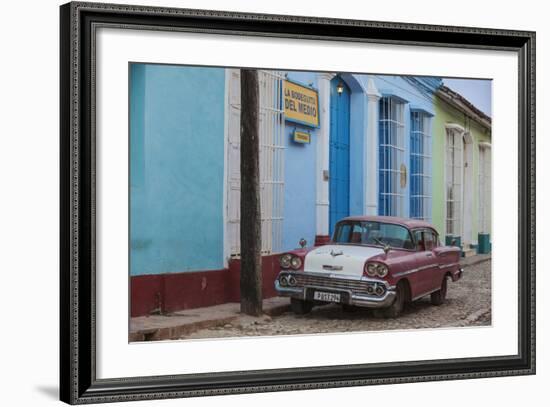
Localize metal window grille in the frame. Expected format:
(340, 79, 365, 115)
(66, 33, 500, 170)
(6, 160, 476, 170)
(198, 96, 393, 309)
(378, 97, 405, 217)
(226, 69, 285, 257)
(409, 111, 432, 221)
(445, 128, 463, 236)
(478, 145, 491, 234)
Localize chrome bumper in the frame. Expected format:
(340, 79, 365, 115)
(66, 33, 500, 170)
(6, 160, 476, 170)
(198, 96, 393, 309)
(274, 279, 397, 309)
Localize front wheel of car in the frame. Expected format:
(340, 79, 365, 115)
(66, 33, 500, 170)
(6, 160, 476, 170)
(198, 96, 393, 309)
(431, 276, 448, 306)
(373, 282, 405, 319)
(290, 298, 314, 315)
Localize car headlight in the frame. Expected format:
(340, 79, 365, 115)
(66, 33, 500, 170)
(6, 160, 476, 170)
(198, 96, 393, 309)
(375, 264, 388, 278)
(366, 263, 377, 277)
(280, 254, 292, 269)
(364, 262, 388, 278)
(290, 256, 302, 270)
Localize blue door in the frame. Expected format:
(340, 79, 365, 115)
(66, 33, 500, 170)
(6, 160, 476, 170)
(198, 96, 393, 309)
(329, 78, 351, 236)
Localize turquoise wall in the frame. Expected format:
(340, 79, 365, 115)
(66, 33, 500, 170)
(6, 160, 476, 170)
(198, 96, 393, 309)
(130, 64, 226, 276)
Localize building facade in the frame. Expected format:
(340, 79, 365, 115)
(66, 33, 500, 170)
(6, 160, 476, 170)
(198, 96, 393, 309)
(432, 86, 492, 256)
(129, 64, 490, 316)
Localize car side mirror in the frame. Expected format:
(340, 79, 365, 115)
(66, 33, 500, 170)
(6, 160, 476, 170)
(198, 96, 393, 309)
(299, 238, 307, 248)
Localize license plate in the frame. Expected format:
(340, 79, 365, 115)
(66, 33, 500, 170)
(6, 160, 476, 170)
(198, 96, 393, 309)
(313, 291, 341, 303)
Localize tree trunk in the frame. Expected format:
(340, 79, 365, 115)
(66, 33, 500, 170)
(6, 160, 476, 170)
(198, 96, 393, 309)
(239, 69, 263, 316)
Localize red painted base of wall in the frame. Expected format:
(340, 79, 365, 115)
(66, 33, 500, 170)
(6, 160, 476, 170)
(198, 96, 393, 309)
(130, 255, 281, 317)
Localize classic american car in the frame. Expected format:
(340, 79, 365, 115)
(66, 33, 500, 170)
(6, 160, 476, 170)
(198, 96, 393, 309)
(275, 216, 463, 318)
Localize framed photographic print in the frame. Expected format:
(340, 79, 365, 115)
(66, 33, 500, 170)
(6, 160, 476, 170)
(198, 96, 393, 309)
(60, 1, 535, 404)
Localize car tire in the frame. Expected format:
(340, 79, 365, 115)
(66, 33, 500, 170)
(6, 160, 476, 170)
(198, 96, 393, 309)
(373, 282, 405, 319)
(431, 276, 448, 306)
(290, 298, 314, 315)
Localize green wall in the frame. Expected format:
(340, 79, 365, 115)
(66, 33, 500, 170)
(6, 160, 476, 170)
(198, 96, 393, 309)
(432, 98, 491, 244)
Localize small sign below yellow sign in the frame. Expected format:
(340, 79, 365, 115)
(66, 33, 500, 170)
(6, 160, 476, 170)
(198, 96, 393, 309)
(293, 130, 311, 144)
(283, 80, 320, 128)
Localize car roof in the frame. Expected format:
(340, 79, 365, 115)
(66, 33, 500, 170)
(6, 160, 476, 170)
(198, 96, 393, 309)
(337, 215, 435, 230)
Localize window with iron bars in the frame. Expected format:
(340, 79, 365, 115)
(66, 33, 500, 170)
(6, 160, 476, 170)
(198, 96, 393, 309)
(378, 97, 405, 217)
(445, 127, 463, 237)
(226, 70, 285, 257)
(409, 111, 432, 221)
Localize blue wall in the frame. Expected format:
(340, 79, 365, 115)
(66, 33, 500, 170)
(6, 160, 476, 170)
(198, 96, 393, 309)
(370, 75, 436, 218)
(130, 64, 226, 276)
(342, 74, 368, 217)
(281, 71, 319, 252)
(328, 77, 351, 235)
(279, 73, 438, 251)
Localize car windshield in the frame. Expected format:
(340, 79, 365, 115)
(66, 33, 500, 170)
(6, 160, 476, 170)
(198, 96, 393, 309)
(333, 221, 414, 250)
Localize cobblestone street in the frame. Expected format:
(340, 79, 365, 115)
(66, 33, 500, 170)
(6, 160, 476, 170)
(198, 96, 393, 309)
(183, 259, 491, 340)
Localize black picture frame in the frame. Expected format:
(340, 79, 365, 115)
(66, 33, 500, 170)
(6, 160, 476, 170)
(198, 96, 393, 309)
(60, 1, 536, 404)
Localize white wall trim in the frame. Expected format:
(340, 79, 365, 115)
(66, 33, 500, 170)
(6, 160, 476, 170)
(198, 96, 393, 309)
(315, 72, 335, 236)
(222, 68, 230, 267)
(318, 72, 337, 81)
(479, 141, 492, 149)
(443, 124, 463, 238)
(462, 131, 474, 245)
(445, 122, 466, 132)
(365, 78, 381, 215)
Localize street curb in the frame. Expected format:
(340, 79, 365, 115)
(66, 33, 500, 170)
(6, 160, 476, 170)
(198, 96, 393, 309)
(129, 315, 239, 342)
(129, 302, 291, 342)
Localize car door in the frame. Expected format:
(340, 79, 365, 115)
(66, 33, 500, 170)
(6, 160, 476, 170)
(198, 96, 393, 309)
(411, 229, 440, 297)
(422, 229, 444, 293)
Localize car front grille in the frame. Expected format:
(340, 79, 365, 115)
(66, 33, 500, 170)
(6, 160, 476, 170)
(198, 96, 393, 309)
(290, 273, 385, 296)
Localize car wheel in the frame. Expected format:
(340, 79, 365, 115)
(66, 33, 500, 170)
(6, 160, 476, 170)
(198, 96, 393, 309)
(430, 276, 448, 306)
(290, 298, 314, 315)
(373, 282, 405, 319)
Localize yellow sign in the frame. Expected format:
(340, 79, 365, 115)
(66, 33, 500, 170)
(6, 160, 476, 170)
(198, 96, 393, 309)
(293, 130, 311, 144)
(283, 80, 320, 127)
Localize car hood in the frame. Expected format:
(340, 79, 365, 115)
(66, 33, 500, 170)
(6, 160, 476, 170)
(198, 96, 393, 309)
(304, 244, 385, 278)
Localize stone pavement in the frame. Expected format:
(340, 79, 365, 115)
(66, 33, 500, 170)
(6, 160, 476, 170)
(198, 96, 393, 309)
(129, 296, 290, 342)
(460, 253, 491, 267)
(130, 254, 491, 342)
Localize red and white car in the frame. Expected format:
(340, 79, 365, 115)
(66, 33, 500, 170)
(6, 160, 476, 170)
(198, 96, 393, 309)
(275, 216, 463, 318)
